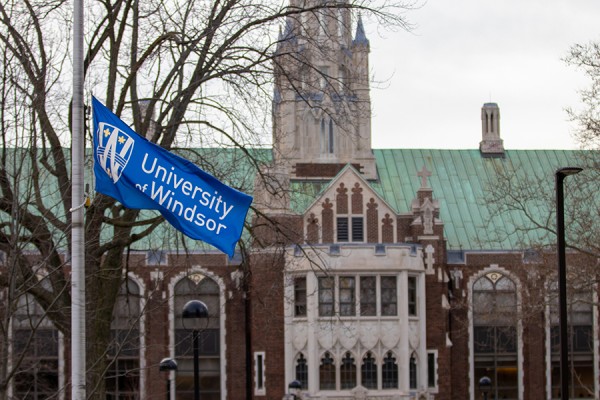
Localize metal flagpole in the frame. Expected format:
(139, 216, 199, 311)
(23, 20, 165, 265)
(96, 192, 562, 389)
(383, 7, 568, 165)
(71, 0, 86, 398)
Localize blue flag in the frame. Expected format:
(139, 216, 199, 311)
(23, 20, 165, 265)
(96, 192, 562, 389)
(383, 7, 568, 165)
(92, 97, 253, 257)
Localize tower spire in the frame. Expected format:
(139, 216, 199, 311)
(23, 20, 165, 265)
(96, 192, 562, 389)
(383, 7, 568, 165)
(353, 14, 369, 46)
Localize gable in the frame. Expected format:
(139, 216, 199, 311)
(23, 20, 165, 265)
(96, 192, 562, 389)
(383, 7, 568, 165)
(303, 165, 398, 244)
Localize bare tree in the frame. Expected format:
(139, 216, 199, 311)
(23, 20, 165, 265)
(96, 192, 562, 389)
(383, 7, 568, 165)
(565, 40, 600, 150)
(0, 0, 411, 398)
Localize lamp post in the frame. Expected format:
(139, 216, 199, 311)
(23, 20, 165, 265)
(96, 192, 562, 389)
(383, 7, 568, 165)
(478, 376, 491, 400)
(159, 358, 178, 400)
(556, 167, 582, 400)
(182, 300, 209, 400)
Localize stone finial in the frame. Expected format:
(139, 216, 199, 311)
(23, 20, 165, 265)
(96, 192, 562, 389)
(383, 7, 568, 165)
(417, 165, 432, 189)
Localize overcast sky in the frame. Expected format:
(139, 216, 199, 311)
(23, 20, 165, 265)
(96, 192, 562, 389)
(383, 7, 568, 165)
(366, 0, 600, 150)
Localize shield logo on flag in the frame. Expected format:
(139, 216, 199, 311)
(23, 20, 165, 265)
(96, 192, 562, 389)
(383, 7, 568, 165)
(96, 122, 135, 183)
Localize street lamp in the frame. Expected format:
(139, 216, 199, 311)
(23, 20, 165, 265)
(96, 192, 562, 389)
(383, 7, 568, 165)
(159, 358, 178, 400)
(556, 167, 582, 400)
(182, 300, 209, 400)
(478, 376, 491, 400)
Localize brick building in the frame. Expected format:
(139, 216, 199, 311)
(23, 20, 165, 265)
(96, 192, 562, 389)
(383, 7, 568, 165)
(3, 2, 598, 400)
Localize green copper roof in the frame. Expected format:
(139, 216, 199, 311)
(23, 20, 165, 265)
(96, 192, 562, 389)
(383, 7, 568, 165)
(371, 149, 589, 251)
(6, 147, 591, 255)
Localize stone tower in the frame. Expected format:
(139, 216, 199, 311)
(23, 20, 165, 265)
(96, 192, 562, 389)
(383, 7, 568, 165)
(272, 1, 377, 180)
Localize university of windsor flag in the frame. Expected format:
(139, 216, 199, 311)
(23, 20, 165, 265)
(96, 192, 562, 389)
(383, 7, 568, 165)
(92, 96, 253, 257)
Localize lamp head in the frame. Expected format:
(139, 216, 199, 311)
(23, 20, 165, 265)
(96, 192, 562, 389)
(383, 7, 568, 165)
(288, 380, 302, 394)
(159, 358, 178, 373)
(182, 300, 209, 330)
(182, 300, 209, 319)
(556, 167, 583, 177)
(478, 376, 492, 393)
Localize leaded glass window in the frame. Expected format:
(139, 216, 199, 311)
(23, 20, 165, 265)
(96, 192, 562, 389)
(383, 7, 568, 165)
(360, 276, 376, 316)
(381, 276, 397, 316)
(295, 353, 308, 390)
(319, 352, 336, 390)
(382, 352, 398, 389)
(339, 277, 355, 316)
(361, 352, 377, 389)
(409, 354, 417, 389)
(340, 352, 356, 389)
(175, 275, 221, 400)
(473, 273, 518, 400)
(318, 277, 334, 316)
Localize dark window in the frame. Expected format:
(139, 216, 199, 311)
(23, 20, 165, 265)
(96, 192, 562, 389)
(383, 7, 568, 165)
(13, 292, 60, 400)
(428, 353, 436, 388)
(175, 276, 221, 399)
(361, 352, 377, 389)
(13, 328, 60, 400)
(318, 277, 334, 316)
(296, 354, 308, 390)
(340, 352, 356, 390)
(294, 277, 307, 317)
(256, 353, 264, 391)
(409, 355, 417, 389)
(360, 276, 376, 316)
(382, 352, 398, 389)
(408, 276, 417, 316)
(337, 218, 349, 242)
(319, 352, 336, 390)
(108, 279, 141, 399)
(328, 119, 334, 154)
(550, 289, 594, 398)
(381, 276, 397, 316)
(351, 217, 364, 242)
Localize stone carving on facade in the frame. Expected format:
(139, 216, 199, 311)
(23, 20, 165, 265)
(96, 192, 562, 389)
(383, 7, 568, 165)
(317, 321, 337, 349)
(409, 322, 420, 350)
(359, 323, 379, 350)
(380, 321, 401, 349)
(293, 323, 308, 351)
(338, 323, 358, 350)
(351, 385, 368, 399)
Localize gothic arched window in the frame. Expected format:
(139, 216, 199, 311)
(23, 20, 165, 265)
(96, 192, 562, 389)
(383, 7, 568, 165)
(175, 275, 221, 399)
(340, 352, 356, 389)
(409, 353, 418, 389)
(382, 351, 398, 389)
(295, 353, 308, 389)
(361, 352, 377, 389)
(473, 272, 518, 400)
(319, 352, 335, 390)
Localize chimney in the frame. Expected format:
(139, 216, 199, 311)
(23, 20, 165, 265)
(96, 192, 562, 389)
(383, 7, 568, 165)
(479, 102, 505, 157)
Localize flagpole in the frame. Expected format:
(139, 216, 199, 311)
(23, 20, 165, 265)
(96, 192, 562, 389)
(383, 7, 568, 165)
(72, 0, 86, 398)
